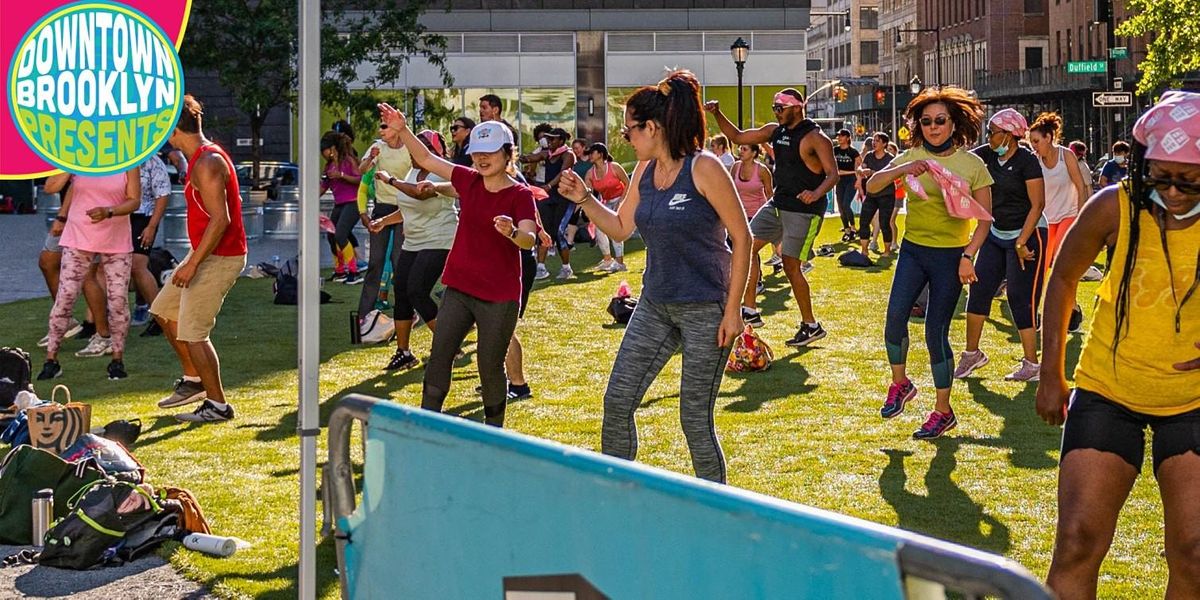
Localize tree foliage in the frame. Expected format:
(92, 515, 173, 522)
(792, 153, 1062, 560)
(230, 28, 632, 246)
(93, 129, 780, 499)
(180, 0, 451, 168)
(1117, 0, 1200, 96)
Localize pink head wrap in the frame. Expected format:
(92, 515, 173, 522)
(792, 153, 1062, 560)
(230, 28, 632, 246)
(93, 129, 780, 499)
(417, 129, 446, 158)
(773, 91, 804, 107)
(1132, 91, 1200, 165)
(988, 108, 1028, 138)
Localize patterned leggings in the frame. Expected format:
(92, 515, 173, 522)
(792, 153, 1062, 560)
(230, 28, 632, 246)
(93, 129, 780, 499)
(47, 248, 132, 356)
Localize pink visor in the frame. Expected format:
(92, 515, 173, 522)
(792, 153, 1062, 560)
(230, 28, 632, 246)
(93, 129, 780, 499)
(773, 92, 804, 107)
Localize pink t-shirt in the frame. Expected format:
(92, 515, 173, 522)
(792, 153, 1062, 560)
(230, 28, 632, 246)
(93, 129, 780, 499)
(60, 173, 133, 254)
(323, 157, 361, 204)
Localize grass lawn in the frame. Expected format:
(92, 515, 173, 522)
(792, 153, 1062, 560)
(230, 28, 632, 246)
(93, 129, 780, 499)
(1, 215, 1167, 599)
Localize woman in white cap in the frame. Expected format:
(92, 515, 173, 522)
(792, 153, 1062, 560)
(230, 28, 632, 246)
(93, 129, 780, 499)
(1037, 91, 1200, 599)
(378, 103, 538, 428)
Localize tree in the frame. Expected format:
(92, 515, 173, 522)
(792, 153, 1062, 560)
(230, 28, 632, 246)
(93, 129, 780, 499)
(180, 0, 451, 182)
(1117, 0, 1200, 96)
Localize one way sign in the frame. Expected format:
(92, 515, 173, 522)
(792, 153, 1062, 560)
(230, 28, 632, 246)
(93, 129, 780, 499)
(1093, 92, 1133, 107)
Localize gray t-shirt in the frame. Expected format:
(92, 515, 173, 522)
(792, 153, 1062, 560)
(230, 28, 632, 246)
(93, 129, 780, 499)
(396, 170, 457, 251)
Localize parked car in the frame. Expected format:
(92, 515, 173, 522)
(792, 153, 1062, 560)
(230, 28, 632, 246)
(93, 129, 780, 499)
(235, 161, 298, 200)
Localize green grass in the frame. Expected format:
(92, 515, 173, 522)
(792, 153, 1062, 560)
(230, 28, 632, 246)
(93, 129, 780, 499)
(1, 216, 1167, 599)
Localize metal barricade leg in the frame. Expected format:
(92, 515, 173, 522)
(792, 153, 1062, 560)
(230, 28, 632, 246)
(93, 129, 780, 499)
(324, 394, 384, 599)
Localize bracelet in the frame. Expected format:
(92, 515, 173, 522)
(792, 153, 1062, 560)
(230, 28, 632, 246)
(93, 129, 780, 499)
(106, 208, 114, 219)
(388, 177, 398, 187)
(55, 215, 67, 223)
(961, 252, 974, 261)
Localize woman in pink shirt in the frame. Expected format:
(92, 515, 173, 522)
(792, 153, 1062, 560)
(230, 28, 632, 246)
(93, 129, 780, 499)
(39, 170, 140, 381)
(730, 143, 773, 219)
(320, 131, 363, 283)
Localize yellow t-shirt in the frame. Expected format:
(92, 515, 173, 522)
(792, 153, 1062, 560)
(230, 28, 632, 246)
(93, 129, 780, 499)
(1074, 185, 1200, 416)
(891, 146, 993, 248)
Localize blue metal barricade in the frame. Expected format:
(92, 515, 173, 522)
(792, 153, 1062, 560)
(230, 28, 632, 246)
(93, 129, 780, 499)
(324, 395, 1051, 600)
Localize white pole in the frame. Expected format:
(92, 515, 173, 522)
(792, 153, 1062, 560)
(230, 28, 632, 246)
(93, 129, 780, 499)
(298, 0, 320, 597)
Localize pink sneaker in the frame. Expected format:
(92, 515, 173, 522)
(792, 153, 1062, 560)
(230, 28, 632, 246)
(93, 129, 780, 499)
(881, 379, 918, 419)
(913, 410, 957, 440)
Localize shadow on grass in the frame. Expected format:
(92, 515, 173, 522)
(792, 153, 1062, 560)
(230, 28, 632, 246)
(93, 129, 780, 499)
(964, 379, 1059, 470)
(723, 364, 812, 413)
(167, 534, 341, 600)
(879, 439, 1011, 555)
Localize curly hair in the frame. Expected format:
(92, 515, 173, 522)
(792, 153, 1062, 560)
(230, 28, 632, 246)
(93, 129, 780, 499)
(625, 69, 706, 160)
(903, 86, 984, 149)
(1029, 112, 1064, 144)
(321, 131, 357, 162)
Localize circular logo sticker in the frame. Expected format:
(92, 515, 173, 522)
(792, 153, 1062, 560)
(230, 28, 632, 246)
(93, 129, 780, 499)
(7, 1, 183, 175)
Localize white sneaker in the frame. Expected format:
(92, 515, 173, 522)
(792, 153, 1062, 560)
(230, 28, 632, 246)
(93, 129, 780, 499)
(37, 333, 50, 348)
(75, 334, 113, 358)
(765, 255, 783, 268)
(556, 265, 575, 280)
(868, 241, 880, 254)
(607, 262, 628, 273)
(801, 261, 815, 275)
(594, 259, 615, 271)
(535, 264, 550, 280)
(41, 318, 83, 347)
(1081, 265, 1104, 282)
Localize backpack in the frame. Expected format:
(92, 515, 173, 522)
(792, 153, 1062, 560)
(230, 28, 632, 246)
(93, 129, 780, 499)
(273, 258, 332, 305)
(838, 249, 874, 268)
(0, 445, 105, 544)
(726, 326, 774, 373)
(147, 248, 178, 287)
(0, 346, 34, 411)
(38, 479, 163, 570)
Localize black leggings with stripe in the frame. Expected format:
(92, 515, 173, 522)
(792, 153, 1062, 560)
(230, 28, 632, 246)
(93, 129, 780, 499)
(965, 229, 1047, 330)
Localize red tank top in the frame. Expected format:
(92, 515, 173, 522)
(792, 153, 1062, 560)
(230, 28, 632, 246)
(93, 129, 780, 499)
(186, 143, 247, 256)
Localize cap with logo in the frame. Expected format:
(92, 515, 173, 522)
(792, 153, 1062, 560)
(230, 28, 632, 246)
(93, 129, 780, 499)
(470, 121, 514, 154)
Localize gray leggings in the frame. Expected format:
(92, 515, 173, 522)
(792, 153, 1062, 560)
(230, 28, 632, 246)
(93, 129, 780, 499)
(422, 287, 519, 427)
(603, 298, 731, 483)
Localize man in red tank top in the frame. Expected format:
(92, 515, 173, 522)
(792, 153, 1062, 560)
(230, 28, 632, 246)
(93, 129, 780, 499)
(149, 95, 248, 423)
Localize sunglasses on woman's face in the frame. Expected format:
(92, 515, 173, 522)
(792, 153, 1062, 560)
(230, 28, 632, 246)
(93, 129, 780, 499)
(920, 116, 949, 127)
(449, 124, 463, 132)
(1145, 176, 1200, 196)
(621, 122, 647, 141)
(379, 123, 388, 130)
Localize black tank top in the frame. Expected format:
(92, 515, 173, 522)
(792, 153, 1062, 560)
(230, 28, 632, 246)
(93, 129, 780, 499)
(544, 152, 566, 202)
(770, 119, 827, 214)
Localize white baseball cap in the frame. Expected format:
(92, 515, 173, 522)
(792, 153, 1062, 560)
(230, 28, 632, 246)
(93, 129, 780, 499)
(470, 121, 513, 154)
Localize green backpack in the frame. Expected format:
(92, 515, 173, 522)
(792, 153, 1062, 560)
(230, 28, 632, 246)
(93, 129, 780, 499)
(37, 479, 163, 570)
(0, 445, 104, 544)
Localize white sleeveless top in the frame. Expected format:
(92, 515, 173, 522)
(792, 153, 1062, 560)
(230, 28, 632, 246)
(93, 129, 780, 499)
(1040, 146, 1078, 224)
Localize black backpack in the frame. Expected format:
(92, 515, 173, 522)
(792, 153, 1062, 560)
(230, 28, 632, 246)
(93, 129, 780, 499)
(273, 258, 332, 305)
(38, 479, 163, 570)
(0, 347, 34, 411)
(147, 248, 178, 286)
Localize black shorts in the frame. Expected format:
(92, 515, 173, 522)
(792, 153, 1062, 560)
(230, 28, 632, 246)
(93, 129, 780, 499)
(1062, 389, 1200, 474)
(130, 214, 153, 256)
(519, 249, 536, 319)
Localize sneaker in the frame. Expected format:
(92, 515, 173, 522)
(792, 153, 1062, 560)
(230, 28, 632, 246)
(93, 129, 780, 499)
(131, 304, 150, 327)
(547, 247, 557, 257)
(953, 350, 989, 379)
(1068, 305, 1084, 333)
(913, 410, 958, 440)
(330, 271, 348, 283)
(868, 241, 880, 254)
(606, 262, 628, 273)
(1005, 358, 1041, 382)
(1081, 265, 1104, 282)
(765, 254, 783, 268)
(556, 265, 575, 280)
(742, 308, 764, 328)
(158, 378, 208, 408)
(37, 333, 50, 348)
(889, 243, 900, 253)
(107, 359, 127, 380)
(75, 335, 113, 358)
(385, 349, 419, 371)
(594, 259, 615, 271)
(880, 378, 917, 419)
(785, 323, 826, 347)
(140, 320, 163, 337)
(63, 318, 83, 340)
(507, 383, 532, 400)
(175, 400, 235, 423)
(755, 280, 765, 295)
(534, 264, 550, 280)
(344, 272, 364, 285)
(36, 360, 62, 381)
(75, 321, 96, 340)
(801, 261, 815, 275)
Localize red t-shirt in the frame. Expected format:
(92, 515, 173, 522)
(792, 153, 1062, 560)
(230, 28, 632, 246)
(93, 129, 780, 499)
(186, 143, 247, 256)
(444, 166, 537, 303)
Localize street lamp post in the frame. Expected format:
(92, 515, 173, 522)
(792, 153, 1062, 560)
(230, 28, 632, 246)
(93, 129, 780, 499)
(731, 37, 750, 128)
(898, 28, 942, 87)
(910, 75, 922, 95)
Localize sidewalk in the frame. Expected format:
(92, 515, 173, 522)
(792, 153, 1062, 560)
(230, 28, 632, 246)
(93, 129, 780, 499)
(0, 545, 211, 599)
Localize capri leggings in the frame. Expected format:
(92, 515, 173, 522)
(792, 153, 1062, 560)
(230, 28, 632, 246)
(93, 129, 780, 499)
(393, 249, 450, 323)
(592, 199, 625, 258)
(48, 248, 133, 355)
(326, 202, 361, 265)
(885, 241, 965, 389)
(965, 229, 1047, 330)
(858, 195, 896, 245)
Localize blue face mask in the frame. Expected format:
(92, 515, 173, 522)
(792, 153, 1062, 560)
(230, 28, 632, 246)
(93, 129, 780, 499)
(993, 144, 1010, 156)
(1149, 189, 1200, 220)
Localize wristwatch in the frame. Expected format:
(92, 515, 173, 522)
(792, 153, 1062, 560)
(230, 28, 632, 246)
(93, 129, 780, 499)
(961, 252, 974, 261)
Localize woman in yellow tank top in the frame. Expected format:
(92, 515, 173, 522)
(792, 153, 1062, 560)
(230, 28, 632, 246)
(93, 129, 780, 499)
(1036, 91, 1200, 599)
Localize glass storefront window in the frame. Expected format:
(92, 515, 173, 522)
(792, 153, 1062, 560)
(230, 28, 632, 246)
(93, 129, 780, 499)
(517, 88, 576, 154)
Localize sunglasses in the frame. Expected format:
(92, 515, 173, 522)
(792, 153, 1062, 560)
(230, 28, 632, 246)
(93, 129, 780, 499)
(621, 122, 647, 141)
(449, 124, 463, 132)
(771, 104, 796, 113)
(919, 116, 950, 127)
(1145, 176, 1200, 196)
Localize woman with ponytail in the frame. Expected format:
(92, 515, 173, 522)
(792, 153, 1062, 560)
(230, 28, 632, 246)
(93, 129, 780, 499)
(558, 69, 752, 483)
(1037, 92, 1200, 599)
(865, 87, 993, 440)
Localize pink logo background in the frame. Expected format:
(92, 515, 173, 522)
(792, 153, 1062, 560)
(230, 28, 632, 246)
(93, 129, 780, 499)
(1, 0, 192, 179)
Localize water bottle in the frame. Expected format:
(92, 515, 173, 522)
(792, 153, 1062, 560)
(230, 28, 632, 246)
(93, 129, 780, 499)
(31, 489, 53, 550)
(271, 255, 280, 269)
(183, 533, 240, 557)
(616, 280, 631, 298)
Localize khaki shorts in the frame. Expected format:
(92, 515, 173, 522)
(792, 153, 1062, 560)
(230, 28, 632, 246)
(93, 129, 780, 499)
(151, 253, 246, 342)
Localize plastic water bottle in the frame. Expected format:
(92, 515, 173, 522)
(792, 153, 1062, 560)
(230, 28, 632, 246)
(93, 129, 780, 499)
(271, 255, 280, 269)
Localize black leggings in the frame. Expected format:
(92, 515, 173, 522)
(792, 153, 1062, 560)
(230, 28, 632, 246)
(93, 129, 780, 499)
(356, 204, 403, 317)
(537, 197, 572, 252)
(394, 249, 450, 323)
(327, 202, 361, 258)
(858, 195, 896, 244)
(835, 176, 857, 230)
(965, 229, 1047, 330)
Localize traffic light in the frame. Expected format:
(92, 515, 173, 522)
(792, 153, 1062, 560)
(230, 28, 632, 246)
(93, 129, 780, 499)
(833, 85, 848, 102)
(874, 87, 887, 107)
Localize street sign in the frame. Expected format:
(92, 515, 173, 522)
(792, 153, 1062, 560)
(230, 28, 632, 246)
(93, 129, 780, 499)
(1068, 60, 1107, 74)
(1113, 77, 1124, 90)
(855, 124, 866, 136)
(898, 126, 910, 141)
(1093, 92, 1133, 108)
(1109, 47, 1128, 59)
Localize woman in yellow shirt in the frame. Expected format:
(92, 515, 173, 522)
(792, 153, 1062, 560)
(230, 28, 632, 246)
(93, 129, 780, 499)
(1037, 91, 1200, 599)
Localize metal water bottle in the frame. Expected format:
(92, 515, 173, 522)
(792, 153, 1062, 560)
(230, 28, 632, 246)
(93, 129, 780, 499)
(31, 489, 53, 549)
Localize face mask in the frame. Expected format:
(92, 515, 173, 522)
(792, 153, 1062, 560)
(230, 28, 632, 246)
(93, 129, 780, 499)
(1114, 156, 1127, 165)
(923, 137, 955, 154)
(992, 143, 1010, 156)
(1150, 189, 1200, 221)
(538, 138, 548, 149)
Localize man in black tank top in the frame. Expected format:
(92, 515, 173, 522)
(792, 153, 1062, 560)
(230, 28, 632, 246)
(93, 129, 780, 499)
(705, 88, 839, 348)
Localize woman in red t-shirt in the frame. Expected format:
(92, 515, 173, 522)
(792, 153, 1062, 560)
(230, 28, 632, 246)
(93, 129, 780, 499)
(378, 103, 539, 427)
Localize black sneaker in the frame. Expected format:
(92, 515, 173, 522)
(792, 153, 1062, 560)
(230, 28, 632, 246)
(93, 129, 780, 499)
(75, 321, 96, 340)
(742, 308, 764, 328)
(344, 272, 364, 285)
(140, 320, 163, 337)
(107, 359, 127, 380)
(175, 400, 235, 423)
(158, 378, 207, 408)
(37, 359, 62, 380)
(329, 272, 348, 283)
(1068, 305, 1084, 333)
(785, 323, 827, 347)
(507, 383, 532, 400)
(385, 349, 419, 371)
